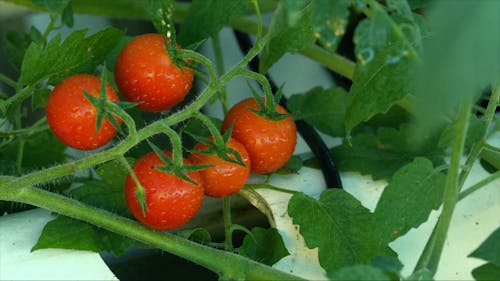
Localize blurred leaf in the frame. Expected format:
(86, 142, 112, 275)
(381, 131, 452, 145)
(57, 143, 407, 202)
(407, 0, 433, 10)
(371, 256, 403, 279)
(19, 27, 124, 86)
(374, 158, 445, 242)
(61, 1, 74, 27)
(32, 215, 135, 256)
(32, 0, 71, 14)
(331, 124, 445, 180)
(178, 0, 246, 47)
(311, 0, 350, 52)
(405, 268, 434, 281)
(413, 1, 500, 141)
(469, 227, 500, 265)
(177, 228, 212, 244)
(275, 155, 303, 175)
(282, 0, 309, 27)
(438, 115, 488, 151)
(471, 263, 500, 281)
(3, 30, 31, 72)
(237, 227, 289, 266)
(179, 117, 222, 151)
(330, 265, 390, 281)
(288, 86, 348, 137)
(346, 2, 421, 134)
(288, 190, 394, 276)
(259, 3, 315, 73)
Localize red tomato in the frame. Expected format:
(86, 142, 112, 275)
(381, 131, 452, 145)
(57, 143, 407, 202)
(114, 34, 194, 112)
(222, 98, 297, 174)
(46, 74, 121, 150)
(189, 137, 251, 198)
(124, 151, 204, 230)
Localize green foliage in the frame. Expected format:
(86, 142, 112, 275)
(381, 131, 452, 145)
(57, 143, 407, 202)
(3, 31, 32, 72)
(178, 0, 247, 48)
(330, 264, 390, 281)
(288, 190, 394, 277)
(237, 227, 289, 266)
(373, 158, 445, 242)
(288, 86, 348, 137)
(259, 2, 315, 73)
(311, 0, 350, 52)
(469, 227, 500, 266)
(331, 124, 445, 180)
(471, 263, 500, 281)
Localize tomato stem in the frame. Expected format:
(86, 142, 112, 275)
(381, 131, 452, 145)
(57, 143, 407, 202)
(223, 196, 234, 251)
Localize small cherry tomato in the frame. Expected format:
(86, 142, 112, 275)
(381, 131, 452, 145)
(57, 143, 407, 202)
(46, 74, 121, 150)
(114, 33, 194, 112)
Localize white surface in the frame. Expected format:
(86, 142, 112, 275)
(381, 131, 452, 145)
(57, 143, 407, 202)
(0, 209, 118, 281)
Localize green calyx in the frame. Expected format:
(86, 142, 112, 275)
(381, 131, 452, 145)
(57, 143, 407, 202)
(247, 82, 290, 121)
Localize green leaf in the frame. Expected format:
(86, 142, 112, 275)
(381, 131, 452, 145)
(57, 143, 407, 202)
(370, 256, 403, 279)
(288, 86, 348, 137)
(331, 124, 445, 180)
(471, 263, 500, 281)
(3, 30, 32, 72)
(19, 26, 124, 86)
(345, 3, 421, 134)
(237, 227, 289, 266)
(311, 0, 350, 52)
(259, 2, 316, 73)
(61, 1, 74, 27)
(438, 115, 488, 151)
(32, 0, 71, 14)
(288, 190, 394, 276)
(32, 215, 135, 256)
(469, 227, 500, 266)
(178, 0, 246, 47)
(177, 228, 212, 244)
(330, 265, 390, 281)
(275, 155, 303, 175)
(282, 0, 310, 27)
(373, 158, 445, 242)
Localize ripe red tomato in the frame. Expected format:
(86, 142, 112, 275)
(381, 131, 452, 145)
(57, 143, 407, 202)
(46, 74, 121, 150)
(222, 98, 297, 174)
(189, 137, 251, 198)
(124, 151, 204, 230)
(114, 33, 194, 112)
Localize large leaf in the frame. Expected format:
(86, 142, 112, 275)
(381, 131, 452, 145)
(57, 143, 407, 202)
(469, 227, 500, 266)
(19, 26, 124, 86)
(178, 0, 246, 47)
(330, 265, 390, 281)
(288, 189, 393, 277)
(471, 263, 500, 281)
(287, 86, 348, 137)
(311, 0, 350, 52)
(345, 2, 421, 134)
(237, 227, 289, 266)
(331, 124, 445, 180)
(259, 2, 316, 73)
(373, 158, 446, 243)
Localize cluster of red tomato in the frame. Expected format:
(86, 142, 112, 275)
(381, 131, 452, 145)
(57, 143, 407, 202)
(45, 34, 297, 230)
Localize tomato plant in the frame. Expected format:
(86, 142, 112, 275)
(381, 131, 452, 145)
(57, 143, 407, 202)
(114, 33, 194, 112)
(46, 74, 121, 150)
(189, 136, 251, 198)
(222, 98, 297, 174)
(0, 0, 498, 281)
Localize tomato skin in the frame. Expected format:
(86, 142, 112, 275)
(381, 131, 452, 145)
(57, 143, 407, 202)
(222, 98, 297, 174)
(46, 74, 120, 150)
(124, 151, 204, 230)
(114, 34, 194, 112)
(189, 137, 251, 198)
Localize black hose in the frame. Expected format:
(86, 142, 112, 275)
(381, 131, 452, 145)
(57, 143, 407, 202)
(233, 30, 343, 189)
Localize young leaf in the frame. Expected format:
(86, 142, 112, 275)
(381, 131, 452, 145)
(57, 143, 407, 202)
(287, 86, 348, 137)
(471, 263, 500, 281)
(311, 0, 350, 52)
(345, 3, 421, 134)
(331, 124, 445, 180)
(178, 0, 247, 47)
(237, 227, 289, 266)
(32, 215, 135, 256)
(330, 265, 390, 281)
(3, 30, 32, 72)
(288, 189, 394, 276)
(373, 158, 446, 243)
(469, 227, 500, 266)
(177, 228, 212, 244)
(259, 2, 316, 73)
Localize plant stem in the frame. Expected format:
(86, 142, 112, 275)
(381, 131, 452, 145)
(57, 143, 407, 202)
(0, 73, 18, 89)
(211, 33, 229, 114)
(0, 185, 302, 281)
(223, 196, 234, 251)
(414, 101, 471, 275)
(458, 171, 500, 201)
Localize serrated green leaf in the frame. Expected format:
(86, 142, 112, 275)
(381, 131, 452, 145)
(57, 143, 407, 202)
(178, 0, 246, 47)
(288, 86, 348, 137)
(332, 124, 445, 180)
(288, 190, 394, 275)
(469, 227, 500, 266)
(330, 265, 390, 281)
(374, 158, 445, 243)
(471, 263, 500, 281)
(311, 0, 350, 52)
(32, 215, 135, 256)
(346, 3, 421, 134)
(19, 27, 124, 86)
(237, 227, 289, 266)
(259, 3, 316, 73)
